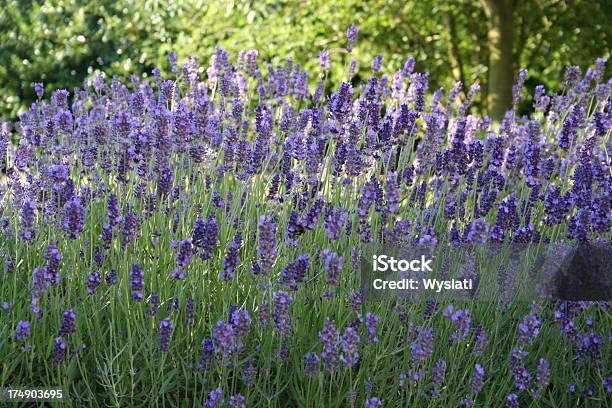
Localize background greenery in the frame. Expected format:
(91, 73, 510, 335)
(0, 0, 610, 120)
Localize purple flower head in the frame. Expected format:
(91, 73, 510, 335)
(430, 359, 447, 397)
(33, 82, 44, 98)
(62, 197, 85, 239)
(15, 321, 31, 341)
(20, 197, 37, 241)
(602, 378, 612, 394)
(304, 352, 320, 376)
(443, 305, 472, 342)
(319, 318, 341, 373)
(121, 205, 140, 246)
(173, 238, 194, 268)
(473, 325, 487, 356)
(58, 309, 76, 337)
(509, 347, 531, 391)
(324, 206, 348, 240)
(371, 54, 383, 72)
(159, 318, 174, 352)
(86, 271, 101, 295)
(130, 263, 144, 301)
(470, 364, 485, 394)
(193, 215, 218, 260)
(229, 308, 251, 337)
(105, 269, 118, 285)
(518, 313, 541, 346)
(258, 214, 278, 272)
(322, 249, 343, 286)
(206, 387, 224, 408)
(212, 320, 242, 363)
(531, 358, 550, 399)
(52, 336, 67, 364)
(280, 253, 311, 290)
(364, 397, 382, 408)
(149, 293, 160, 316)
(346, 25, 359, 51)
(340, 326, 360, 367)
(273, 291, 293, 338)
(319, 50, 331, 70)
(186, 296, 194, 326)
(410, 327, 434, 367)
(506, 393, 519, 408)
(43, 244, 62, 286)
(221, 232, 243, 281)
(106, 193, 122, 227)
(229, 394, 246, 408)
(199, 339, 214, 371)
(365, 312, 381, 343)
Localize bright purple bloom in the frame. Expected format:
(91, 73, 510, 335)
(221, 232, 242, 281)
(273, 291, 293, 338)
(364, 397, 382, 408)
(130, 264, 144, 301)
(471, 364, 485, 394)
(229, 394, 246, 408)
(346, 25, 359, 51)
(62, 197, 85, 239)
(506, 393, 519, 408)
(159, 318, 174, 352)
(206, 387, 224, 408)
(365, 312, 381, 343)
(304, 352, 320, 376)
(58, 309, 76, 337)
(258, 214, 278, 272)
(86, 271, 101, 295)
(15, 321, 31, 341)
(52, 337, 67, 364)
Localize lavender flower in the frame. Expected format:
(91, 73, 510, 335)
(229, 394, 246, 408)
(105, 269, 118, 285)
(410, 327, 434, 367)
(273, 291, 293, 338)
(346, 25, 359, 51)
(443, 305, 472, 342)
(193, 215, 218, 260)
(364, 397, 382, 408)
(86, 271, 101, 295)
(430, 359, 447, 397)
(304, 352, 320, 376)
(58, 309, 76, 337)
(221, 232, 242, 281)
(510, 348, 531, 391)
(206, 387, 224, 408)
(258, 214, 278, 272)
(340, 327, 360, 368)
(62, 197, 85, 239)
(471, 364, 485, 394)
(518, 313, 541, 346)
(15, 321, 31, 341)
(159, 318, 174, 352)
(52, 336, 67, 364)
(130, 263, 144, 301)
(199, 339, 214, 371)
(365, 312, 381, 343)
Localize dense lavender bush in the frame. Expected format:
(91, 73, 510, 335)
(0, 25, 609, 407)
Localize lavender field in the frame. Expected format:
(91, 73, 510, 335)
(0, 26, 610, 407)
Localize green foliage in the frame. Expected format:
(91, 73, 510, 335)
(0, 0, 609, 120)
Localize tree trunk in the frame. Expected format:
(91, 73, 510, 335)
(483, 0, 516, 121)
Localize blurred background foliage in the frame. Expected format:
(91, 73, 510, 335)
(0, 0, 610, 121)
